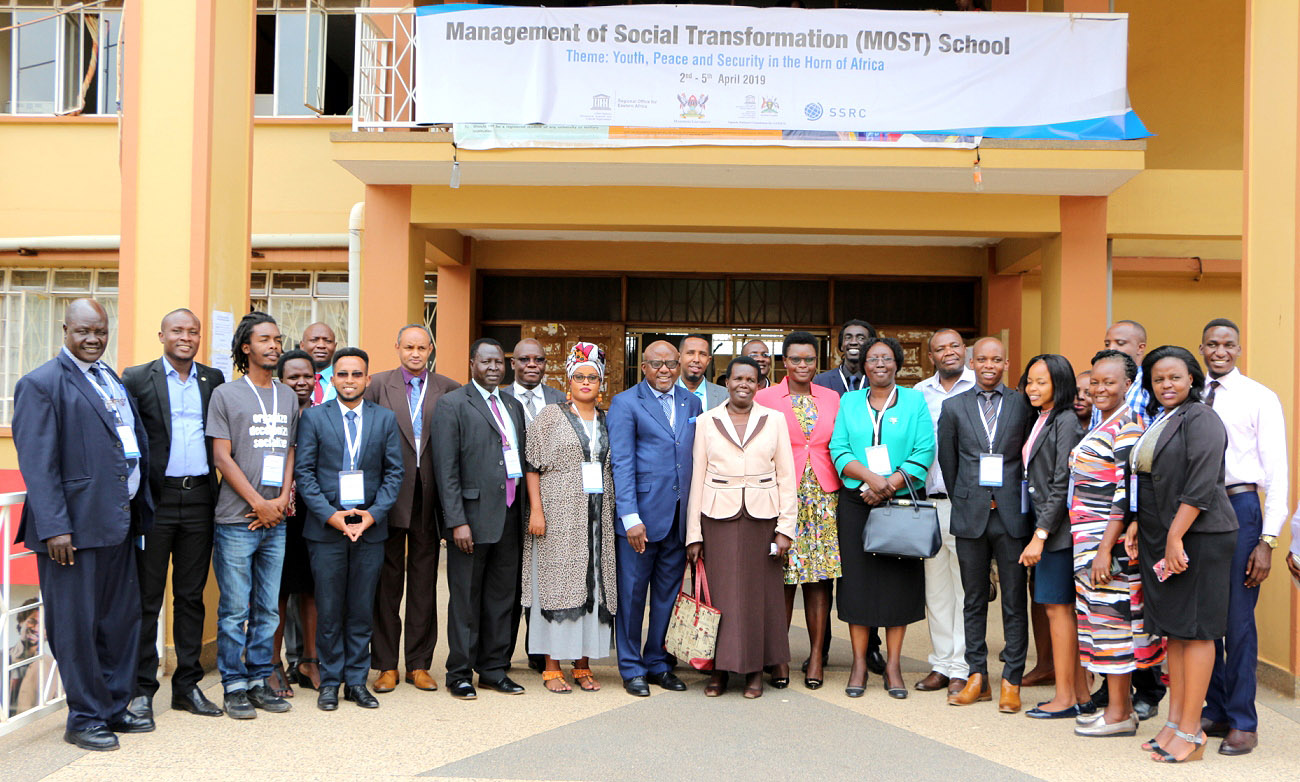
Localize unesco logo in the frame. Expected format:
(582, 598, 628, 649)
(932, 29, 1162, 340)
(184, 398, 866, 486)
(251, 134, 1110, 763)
(804, 102, 823, 121)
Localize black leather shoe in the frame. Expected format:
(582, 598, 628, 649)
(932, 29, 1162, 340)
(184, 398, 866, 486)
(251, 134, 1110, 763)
(646, 671, 687, 691)
(171, 687, 224, 717)
(317, 685, 339, 711)
(448, 680, 478, 700)
(344, 684, 380, 708)
(247, 684, 292, 713)
(1133, 699, 1159, 721)
(64, 725, 119, 751)
(527, 655, 546, 673)
(866, 649, 887, 676)
(623, 676, 650, 697)
(126, 694, 153, 719)
(224, 690, 256, 720)
(479, 676, 525, 695)
(107, 709, 155, 733)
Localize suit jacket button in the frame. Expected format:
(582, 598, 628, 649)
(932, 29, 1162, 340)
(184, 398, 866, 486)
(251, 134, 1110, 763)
(119, 475, 126, 482)
(121, 503, 129, 511)
(499, 483, 505, 490)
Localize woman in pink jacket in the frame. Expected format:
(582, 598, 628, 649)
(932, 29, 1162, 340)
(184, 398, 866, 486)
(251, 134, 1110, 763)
(754, 331, 842, 690)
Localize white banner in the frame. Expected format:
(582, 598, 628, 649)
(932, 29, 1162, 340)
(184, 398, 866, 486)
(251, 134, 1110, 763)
(452, 123, 980, 150)
(415, 6, 1132, 135)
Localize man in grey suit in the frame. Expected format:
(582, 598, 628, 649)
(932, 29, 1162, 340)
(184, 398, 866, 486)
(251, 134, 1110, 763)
(677, 334, 726, 410)
(937, 336, 1034, 714)
(432, 338, 528, 699)
(505, 338, 566, 424)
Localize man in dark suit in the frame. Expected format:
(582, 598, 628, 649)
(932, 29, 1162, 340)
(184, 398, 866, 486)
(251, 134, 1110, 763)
(121, 308, 225, 723)
(937, 336, 1034, 714)
(502, 337, 565, 673)
(364, 324, 459, 694)
(294, 347, 404, 711)
(12, 298, 155, 751)
(432, 338, 529, 699)
(607, 340, 701, 697)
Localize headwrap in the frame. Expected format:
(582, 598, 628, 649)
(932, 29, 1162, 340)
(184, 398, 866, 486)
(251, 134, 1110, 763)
(566, 341, 606, 380)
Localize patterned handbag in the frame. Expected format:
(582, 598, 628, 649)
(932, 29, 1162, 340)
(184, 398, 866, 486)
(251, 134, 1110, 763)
(664, 559, 721, 671)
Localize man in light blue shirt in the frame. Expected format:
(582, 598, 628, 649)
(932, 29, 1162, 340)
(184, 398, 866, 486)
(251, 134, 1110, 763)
(676, 334, 726, 410)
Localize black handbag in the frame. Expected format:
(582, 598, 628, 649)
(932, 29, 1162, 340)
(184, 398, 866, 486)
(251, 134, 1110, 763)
(861, 471, 942, 559)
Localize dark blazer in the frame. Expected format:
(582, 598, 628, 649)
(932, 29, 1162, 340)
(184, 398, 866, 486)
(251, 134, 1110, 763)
(293, 400, 405, 543)
(936, 384, 1034, 539)
(363, 368, 460, 531)
(606, 380, 702, 543)
(1139, 401, 1237, 534)
(121, 357, 224, 500)
(431, 383, 528, 545)
(1025, 410, 1084, 552)
(812, 366, 863, 396)
(13, 352, 155, 551)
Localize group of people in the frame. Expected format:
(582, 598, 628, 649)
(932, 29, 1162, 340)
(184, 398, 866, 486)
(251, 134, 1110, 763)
(12, 299, 1296, 766)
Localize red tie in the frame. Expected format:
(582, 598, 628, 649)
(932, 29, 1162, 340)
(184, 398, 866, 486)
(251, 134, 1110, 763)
(312, 374, 323, 405)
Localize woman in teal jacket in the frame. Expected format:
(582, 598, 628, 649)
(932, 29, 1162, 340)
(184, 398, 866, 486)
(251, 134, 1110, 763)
(829, 336, 936, 699)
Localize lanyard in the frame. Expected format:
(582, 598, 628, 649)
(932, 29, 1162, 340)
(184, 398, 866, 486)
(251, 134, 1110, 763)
(408, 374, 428, 421)
(867, 385, 897, 447)
(573, 404, 599, 459)
(342, 407, 363, 470)
(841, 367, 860, 392)
(979, 392, 1003, 450)
(86, 365, 126, 424)
(244, 376, 281, 453)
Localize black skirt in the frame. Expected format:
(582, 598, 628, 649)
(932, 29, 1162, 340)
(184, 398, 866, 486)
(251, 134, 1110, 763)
(835, 488, 926, 627)
(280, 511, 315, 596)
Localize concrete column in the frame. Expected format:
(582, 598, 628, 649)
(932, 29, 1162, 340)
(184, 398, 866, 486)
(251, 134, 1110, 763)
(985, 252, 1024, 372)
(435, 260, 475, 386)
(1243, 0, 1300, 688)
(1040, 196, 1109, 372)
(360, 185, 425, 364)
(119, 0, 254, 366)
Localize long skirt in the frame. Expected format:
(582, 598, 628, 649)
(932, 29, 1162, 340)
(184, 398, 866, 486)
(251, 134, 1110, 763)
(836, 488, 926, 627)
(701, 513, 790, 674)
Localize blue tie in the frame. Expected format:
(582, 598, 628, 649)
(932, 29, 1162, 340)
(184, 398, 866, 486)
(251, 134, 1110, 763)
(659, 391, 674, 428)
(409, 376, 422, 441)
(345, 410, 359, 470)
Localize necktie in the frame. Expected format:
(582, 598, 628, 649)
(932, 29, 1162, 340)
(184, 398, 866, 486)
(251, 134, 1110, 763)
(487, 395, 516, 507)
(408, 376, 423, 441)
(312, 374, 324, 405)
(527, 390, 540, 421)
(979, 390, 1000, 449)
(1205, 379, 1220, 407)
(659, 391, 674, 428)
(344, 410, 359, 470)
(91, 366, 138, 471)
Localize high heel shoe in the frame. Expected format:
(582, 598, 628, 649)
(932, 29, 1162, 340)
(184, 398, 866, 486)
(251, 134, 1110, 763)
(1141, 721, 1178, 752)
(1150, 729, 1205, 763)
(804, 676, 823, 690)
(884, 673, 907, 699)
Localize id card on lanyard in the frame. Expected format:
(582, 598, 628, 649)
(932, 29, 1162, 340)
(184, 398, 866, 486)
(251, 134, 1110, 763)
(246, 377, 286, 488)
(87, 370, 142, 458)
(865, 387, 897, 476)
(978, 394, 1004, 487)
(578, 410, 603, 494)
(340, 407, 365, 508)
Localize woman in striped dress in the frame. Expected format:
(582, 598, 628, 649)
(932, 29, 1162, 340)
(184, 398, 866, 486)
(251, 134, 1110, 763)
(1069, 350, 1165, 738)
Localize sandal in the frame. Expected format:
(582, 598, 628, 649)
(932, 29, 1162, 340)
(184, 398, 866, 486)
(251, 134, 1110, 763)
(1151, 729, 1205, 763)
(268, 662, 294, 699)
(542, 669, 571, 693)
(294, 657, 321, 691)
(571, 667, 600, 692)
(1141, 721, 1178, 752)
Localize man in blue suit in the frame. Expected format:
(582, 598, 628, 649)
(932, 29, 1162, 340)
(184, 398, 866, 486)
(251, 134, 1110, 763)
(293, 348, 404, 712)
(607, 340, 702, 697)
(12, 299, 154, 751)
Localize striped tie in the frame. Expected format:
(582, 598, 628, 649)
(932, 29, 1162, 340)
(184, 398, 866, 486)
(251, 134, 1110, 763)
(979, 391, 999, 448)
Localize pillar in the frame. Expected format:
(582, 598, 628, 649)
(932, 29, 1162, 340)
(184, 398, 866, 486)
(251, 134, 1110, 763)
(435, 260, 475, 385)
(985, 252, 1024, 372)
(1242, 0, 1300, 690)
(360, 185, 425, 366)
(1040, 196, 1109, 372)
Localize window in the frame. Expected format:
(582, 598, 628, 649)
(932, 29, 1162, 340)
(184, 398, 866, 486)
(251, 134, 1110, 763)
(254, 0, 357, 117)
(0, 3, 123, 115)
(0, 268, 119, 425)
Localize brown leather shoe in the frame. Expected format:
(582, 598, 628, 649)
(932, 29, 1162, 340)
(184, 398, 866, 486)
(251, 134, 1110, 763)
(998, 679, 1021, 713)
(947, 673, 991, 705)
(1218, 729, 1258, 756)
(373, 670, 399, 693)
(1201, 718, 1231, 738)
(914, 671, 951, 692)
(947, 677, 968, 696)
(1020, 667, 1055, 687)
(406, 669, 439, 691)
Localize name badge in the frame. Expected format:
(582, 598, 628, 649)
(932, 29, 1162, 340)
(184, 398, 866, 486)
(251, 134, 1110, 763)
(1020, 480, 1030, 515)
(1128, 473, 1138, 513)
(116, 424, 141, 459)
(581, 461, 603, 494)
(261, 452, 285, 488)
(865, 444, 892, 476)
(978, 453, 1004, 487)
(339, 470, 365, 508)
(503, 447, 523, 479)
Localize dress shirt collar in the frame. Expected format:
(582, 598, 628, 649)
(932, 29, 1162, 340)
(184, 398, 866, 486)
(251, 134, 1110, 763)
(163, 357, 197, 382)
(977, 383, 1007, 398)
(917, 368, 976, 395)
(471, 379, 502, 403)
(400, 366, 428, 386)
(648, 382, 674, 401)
(1208, 367, 1240, 389)
(61, 345, 98, 373)
(513, 381, 542, 400)
(337, 398, 364, 420)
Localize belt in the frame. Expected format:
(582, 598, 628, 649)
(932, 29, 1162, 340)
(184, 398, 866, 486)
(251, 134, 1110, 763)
(1226, 483, 1258, 497)
(928, 492, 948, 500)
(163, 475, 209, 490)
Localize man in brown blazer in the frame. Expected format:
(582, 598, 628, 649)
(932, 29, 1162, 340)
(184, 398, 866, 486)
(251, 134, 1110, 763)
(363, 324, 460, 693)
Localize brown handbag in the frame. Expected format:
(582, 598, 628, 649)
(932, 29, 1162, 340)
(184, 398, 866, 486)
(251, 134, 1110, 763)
(664, 559, 721, 671)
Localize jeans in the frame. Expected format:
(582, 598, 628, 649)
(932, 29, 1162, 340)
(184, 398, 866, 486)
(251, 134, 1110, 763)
(213, 523, 286, 693)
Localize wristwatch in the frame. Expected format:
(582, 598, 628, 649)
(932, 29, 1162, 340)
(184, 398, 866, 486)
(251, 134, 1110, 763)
(1034, 529, 1049, 541)
(1260, 534, 1278, 549)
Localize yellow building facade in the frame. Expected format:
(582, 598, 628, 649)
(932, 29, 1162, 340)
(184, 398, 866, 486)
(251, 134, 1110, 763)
(0, 0, 1296, 692)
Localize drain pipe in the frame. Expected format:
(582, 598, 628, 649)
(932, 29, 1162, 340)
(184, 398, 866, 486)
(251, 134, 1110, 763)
(348, 202, 364, 346)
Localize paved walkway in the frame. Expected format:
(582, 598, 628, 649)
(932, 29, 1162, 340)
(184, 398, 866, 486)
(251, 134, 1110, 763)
(4, 601, 1297, 782)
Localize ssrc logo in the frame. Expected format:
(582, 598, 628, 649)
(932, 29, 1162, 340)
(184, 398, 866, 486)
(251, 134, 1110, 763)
(803, 102, 823, 121)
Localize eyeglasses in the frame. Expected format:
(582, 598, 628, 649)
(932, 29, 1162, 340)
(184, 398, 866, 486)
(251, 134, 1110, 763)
(515, 356, 545, 365)
(864, 356, 896, 365)
(645, 360, 681, 370)
(784, 356, 817, 366)
(570, 373, 601, 384)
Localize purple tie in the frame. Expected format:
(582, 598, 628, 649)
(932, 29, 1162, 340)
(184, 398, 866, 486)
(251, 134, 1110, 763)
(488, 395, 516, 507)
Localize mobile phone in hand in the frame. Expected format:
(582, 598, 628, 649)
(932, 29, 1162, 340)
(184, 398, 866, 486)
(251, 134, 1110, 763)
(1152, 552, 1189, 583)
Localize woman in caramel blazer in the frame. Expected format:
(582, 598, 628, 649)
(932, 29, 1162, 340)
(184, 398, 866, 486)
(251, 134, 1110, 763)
(686, 357, 797, 699)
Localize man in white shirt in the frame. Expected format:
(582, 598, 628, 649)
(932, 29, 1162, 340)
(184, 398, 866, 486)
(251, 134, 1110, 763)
(504, 338, 565, 425)
(913, 328, 976, 696)
(1197, 318, 1289, 756)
